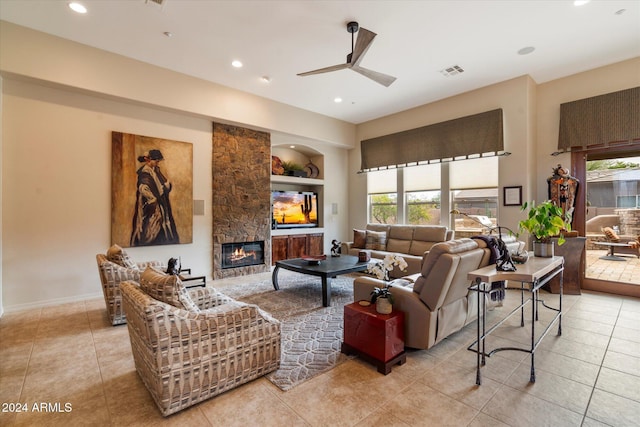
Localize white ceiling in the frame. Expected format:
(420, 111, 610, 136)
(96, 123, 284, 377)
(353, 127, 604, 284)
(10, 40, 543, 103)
(1, 0, 639, 124)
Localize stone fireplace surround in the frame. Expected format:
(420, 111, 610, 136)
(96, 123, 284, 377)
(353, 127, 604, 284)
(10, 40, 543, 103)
(212, 122, 271, 279)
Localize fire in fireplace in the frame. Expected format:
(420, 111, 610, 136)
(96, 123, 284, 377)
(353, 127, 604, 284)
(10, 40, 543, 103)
(221, 241, 265, 269)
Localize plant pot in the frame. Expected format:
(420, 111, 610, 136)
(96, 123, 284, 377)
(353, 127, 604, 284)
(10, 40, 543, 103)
(376, 297, 393, 314)
(533, 241, 554, 257)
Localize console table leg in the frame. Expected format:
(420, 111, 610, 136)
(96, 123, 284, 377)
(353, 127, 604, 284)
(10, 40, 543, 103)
(272, 266, 280, 291)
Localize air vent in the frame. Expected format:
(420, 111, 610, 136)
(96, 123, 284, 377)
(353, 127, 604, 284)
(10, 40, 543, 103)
(440, 65, 465, 77)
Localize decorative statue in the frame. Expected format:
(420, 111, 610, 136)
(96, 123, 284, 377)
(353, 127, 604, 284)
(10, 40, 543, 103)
(331, 239, 342, 257)
(547, 164, 579, 227)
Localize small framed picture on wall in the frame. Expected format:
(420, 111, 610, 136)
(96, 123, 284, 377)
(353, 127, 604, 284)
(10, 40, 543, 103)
(503, 186, 522, 206)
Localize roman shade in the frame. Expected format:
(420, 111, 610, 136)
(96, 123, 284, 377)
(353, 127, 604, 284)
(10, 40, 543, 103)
(360, 109, 504, 172)
(558, 87, 640, 151)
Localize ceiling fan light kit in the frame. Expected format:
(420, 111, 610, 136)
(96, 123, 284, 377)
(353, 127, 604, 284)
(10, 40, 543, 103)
(297, 21, 397, 87)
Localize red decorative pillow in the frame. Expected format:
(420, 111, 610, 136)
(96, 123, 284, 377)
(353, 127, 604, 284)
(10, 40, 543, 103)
(353, 229, 366, 249)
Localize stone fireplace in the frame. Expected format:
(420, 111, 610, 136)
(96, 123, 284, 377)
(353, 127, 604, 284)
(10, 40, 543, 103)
(221, 241, 265, 269)
(212, 123, 271, 279)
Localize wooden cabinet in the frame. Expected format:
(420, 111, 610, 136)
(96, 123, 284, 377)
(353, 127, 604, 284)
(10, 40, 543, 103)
(271, 233, 324, 265)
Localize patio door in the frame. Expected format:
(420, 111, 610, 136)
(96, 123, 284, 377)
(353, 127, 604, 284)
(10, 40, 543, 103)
(571, 145, 640, 297)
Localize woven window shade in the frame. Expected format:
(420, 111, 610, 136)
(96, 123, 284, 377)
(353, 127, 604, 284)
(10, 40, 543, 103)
(360, 109, 504, 171)
(558, 87, 640, 151)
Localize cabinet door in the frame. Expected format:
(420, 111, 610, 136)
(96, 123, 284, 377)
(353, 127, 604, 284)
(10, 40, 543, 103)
(271, 236, 289, 265)
(308, 233, 324, 256)
(288, 235, 308, 258)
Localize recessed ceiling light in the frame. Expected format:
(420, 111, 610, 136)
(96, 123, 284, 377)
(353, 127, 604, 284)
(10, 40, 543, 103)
(231, 60, 243, 68)
(260, 76, 271, 83)
(574, 0, 590, 6)
(518, 46, 536, 55)
(334, 97, 343, 103)
(68, 2, 87, 13)
(163, 31, 173, 38)
(615, 9, 626, 15)
(440, 65, 465, 77)
(290, 145, 296, 149)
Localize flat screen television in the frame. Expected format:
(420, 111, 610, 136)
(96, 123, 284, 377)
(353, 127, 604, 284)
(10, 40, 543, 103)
(272, 191, 318, 229)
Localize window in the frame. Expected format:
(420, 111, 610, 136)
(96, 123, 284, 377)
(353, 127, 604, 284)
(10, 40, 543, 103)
(368, 169, 397, 224)
(450, 157, 499, 235)
(404, 164, 441, 225)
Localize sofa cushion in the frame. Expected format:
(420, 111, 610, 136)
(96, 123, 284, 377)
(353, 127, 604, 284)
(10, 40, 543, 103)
(106, 244, 139, 270)
(602, 227, 620, 242)
(413, 239, 479, 294)
(387, 238, 411, 254)
(139, 266, 200, 312)
(388, 226, 415, 240)
(353, 229, 367, 249)
(413, 226, 447, 242)
(365, 230, 387, 250)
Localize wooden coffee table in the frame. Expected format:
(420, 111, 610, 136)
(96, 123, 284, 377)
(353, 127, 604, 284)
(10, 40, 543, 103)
(272, 255, 369, 307)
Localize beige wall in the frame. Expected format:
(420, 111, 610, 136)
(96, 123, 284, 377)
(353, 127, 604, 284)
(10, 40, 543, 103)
(0, 23, 353, 311)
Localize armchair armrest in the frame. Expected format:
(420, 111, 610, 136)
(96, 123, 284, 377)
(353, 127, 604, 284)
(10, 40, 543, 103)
(187, 287, 237, 310)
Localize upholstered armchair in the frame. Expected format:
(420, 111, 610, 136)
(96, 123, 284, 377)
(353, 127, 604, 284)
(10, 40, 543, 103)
(120, 269, 280, 416)
(353, 238, 492, 350)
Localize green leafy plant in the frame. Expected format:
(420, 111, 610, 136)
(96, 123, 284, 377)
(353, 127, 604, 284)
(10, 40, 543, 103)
(370, 285, 394, 304)
(281, 160, 304, 172)
(518, 200, 569, 245)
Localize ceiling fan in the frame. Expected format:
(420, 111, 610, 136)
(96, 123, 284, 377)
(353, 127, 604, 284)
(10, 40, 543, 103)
(297, 21, 397, 87)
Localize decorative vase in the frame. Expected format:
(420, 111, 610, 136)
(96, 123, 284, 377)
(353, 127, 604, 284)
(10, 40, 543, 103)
(376, 297, 393, 314)
(533, 241, 554, 257)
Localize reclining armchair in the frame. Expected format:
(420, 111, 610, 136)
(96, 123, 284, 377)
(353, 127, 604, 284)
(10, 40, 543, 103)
(353, 238, 492, 350)
(96, 245, 164, 325)
(120, 267, 280, 416)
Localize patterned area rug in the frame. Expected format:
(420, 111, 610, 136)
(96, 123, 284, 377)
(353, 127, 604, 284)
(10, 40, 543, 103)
(222, 270, 356, 391)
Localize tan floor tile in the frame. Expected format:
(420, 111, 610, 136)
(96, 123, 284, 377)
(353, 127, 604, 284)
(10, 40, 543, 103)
(482, 384, 583, 426)
(613, 324, 640, 343)
(581, 416, 613, 427)
(608, 337, 640, 358)
(595, 367, 640, 402)
(538, 334, 606, 365)
(199, 380, 308, 427)
(504, 364, 592, 414)
(562, 308, 618, 325)
(525, 348, 600, 386)
(468, 412, 511, 427)
(448, 345, 520, 384)
(549, 325, 611, 348)
(278, 359, 410, 426)
(586, 388, 640, 427)
(419, 360, 502, 410)
(603, 350, 640, 377)
(354, 408, 411, 427)
(616, 316, 640, 331)
(392, 348, 440, 378)
(561, 315, 614, 336)
(384, 382, 478, 426)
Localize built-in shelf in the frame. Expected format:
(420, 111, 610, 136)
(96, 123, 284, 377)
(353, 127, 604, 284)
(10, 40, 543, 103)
(270, 175, 324, 186)
(271, 227, 325, 236)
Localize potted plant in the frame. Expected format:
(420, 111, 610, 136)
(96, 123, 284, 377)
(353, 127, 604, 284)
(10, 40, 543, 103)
(370, 285, 394, 314)
(281, 160, 307, 177)
(518, 200, 570, 257)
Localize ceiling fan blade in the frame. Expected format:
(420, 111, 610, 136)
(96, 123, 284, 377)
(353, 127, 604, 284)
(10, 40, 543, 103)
(351, 66, 397, 87)
(350, 27, 376, 66)
(297, 63, 350, 76)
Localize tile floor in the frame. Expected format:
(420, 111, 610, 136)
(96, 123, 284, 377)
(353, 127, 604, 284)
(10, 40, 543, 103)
(1, 273, 639, 426)
(586, 249, 640, 285)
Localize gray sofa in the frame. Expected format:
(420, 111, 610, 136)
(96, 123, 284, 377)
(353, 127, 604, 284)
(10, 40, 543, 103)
(342, 224, 454, 278)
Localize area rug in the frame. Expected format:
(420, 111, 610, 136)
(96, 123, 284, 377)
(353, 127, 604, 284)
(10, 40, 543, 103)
(221, 270, 356, 391)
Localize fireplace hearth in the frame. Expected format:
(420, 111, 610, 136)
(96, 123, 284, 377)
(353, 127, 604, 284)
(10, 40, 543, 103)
(221, 241, 265, 269)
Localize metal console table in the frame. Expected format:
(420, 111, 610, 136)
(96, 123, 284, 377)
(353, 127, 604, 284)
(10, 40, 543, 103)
(467, 256, 564, 385)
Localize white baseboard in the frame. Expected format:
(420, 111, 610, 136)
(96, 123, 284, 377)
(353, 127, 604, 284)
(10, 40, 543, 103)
(2, 292, 103, 314)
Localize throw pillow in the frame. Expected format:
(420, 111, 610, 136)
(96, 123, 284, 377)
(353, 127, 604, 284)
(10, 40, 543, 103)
(365, 230, 387, 251)
(602, 227, 620, 242)
(139, 266, 200, 312)
(353, 229, 366, 249)
(106, 244, 139, 270)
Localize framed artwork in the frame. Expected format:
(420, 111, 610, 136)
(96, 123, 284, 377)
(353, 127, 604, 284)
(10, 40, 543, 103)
(111, 131, 193, 247)
(503, 186, 522, 206)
